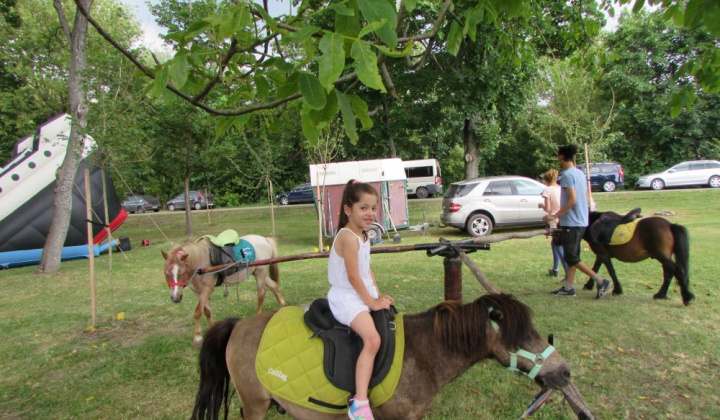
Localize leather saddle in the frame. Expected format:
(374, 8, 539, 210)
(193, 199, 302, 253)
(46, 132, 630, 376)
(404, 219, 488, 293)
(207, 242, 253, 287)
(588, 207, 642, 245)
(304, 298, 397, 393)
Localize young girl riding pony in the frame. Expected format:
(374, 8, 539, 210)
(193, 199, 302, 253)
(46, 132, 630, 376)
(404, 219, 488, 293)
(327, 180, 395, 420)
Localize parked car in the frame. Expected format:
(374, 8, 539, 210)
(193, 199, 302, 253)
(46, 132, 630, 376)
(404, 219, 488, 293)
(276, 182, 315, 205)
(440, 176, 546, 237)
(577, 162, 625, 192)
(166, 190, 214, 211)
(121, 195, 161, 213)
(635, 160, 720, 190)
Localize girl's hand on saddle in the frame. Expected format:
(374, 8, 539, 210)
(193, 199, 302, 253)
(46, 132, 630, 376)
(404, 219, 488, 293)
(371, 295, 394, 311)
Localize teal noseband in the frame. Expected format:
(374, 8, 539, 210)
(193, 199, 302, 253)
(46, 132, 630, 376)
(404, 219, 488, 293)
(488, 306, 555, 380)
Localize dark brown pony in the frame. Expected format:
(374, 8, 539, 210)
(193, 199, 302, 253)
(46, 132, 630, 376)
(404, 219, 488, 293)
(190, 294, 577, 420)
(581, 212, 693, 305)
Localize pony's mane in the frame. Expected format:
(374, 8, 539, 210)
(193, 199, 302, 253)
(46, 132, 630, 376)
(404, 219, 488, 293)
(167, 239, 211, 269)
(433, 293, 535, 357)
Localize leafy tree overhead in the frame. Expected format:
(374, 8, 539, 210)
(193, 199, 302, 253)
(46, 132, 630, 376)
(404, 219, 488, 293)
(600, 9, 720, 182)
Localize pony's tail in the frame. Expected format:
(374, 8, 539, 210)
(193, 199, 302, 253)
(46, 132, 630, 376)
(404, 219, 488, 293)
(266, 237, 280, 283)
(191, 318, 240, 420)
(671, 223, 693, 301)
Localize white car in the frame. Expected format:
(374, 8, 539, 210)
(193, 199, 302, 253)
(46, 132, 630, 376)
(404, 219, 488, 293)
(635, 160, 720, 190)
(440, 176, 547, 237)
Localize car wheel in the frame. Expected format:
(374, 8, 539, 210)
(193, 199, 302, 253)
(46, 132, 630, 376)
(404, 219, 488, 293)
(708, 175, 720, 188)
(365, 225, 383, 241)
(650, 178, 665, 190)
(602, 181, 616, 192)
(137, 206, 145, 214)
(415, 187, 429, 199)
(467, 214, 493, 237)
(153, 209, 160, 212)
(168, 204, 175, 211)
(279, 196, 289, 206)
(194, 202, 202, 210)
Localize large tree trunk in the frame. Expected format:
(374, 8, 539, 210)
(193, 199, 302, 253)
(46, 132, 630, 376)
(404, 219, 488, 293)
(383, 97, 396, 157)
(38, 0, 93, 273)
(463, 117, 479, 180)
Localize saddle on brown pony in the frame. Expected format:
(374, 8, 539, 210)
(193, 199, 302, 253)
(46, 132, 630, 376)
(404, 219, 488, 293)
(304, 298, 397, 394)
(588, 207, 642, 246)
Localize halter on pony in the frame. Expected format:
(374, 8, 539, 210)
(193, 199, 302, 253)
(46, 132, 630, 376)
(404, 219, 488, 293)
(488, 306, 555, 380)
(166, 250, 197, 287)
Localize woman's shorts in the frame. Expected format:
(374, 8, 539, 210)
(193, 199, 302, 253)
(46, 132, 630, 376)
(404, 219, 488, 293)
(327, 286, 376, 326)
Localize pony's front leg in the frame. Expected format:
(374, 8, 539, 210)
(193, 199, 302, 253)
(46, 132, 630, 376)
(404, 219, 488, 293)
(603, 259, 623, 296)
(192, 301, 205, 347)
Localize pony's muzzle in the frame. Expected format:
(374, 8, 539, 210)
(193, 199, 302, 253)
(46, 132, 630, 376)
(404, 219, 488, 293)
(171, 294, 183, 303)
(535, 364, 571, 389)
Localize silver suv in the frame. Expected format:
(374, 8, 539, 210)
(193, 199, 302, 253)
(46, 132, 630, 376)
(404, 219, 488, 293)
(440, 176, 547, 237)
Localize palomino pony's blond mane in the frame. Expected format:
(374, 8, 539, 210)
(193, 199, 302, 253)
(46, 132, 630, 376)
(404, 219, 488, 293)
(168, 239, 211, 269)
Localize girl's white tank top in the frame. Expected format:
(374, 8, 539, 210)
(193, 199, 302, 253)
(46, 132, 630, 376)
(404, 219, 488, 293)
(327, 228, 373, 291)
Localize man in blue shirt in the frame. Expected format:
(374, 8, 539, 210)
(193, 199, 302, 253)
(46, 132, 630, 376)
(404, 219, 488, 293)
(543, 144, 611, 298)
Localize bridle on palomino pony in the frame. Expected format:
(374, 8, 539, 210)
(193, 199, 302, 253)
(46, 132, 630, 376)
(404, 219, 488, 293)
(166, 250, 198, 288)
(488, 306, 555, 380)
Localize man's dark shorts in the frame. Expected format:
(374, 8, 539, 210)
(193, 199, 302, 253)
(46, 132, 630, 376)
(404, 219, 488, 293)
(559, 226, 586, 266)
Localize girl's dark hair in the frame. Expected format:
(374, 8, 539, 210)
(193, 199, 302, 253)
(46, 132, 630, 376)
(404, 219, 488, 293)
(337, 180, 379, 235)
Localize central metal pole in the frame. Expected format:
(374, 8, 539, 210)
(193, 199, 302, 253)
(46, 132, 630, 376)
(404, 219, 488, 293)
(444, 257, 463, 301)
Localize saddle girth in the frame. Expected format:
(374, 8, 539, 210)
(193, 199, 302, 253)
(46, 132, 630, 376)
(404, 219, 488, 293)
(303, 298, 397, 394)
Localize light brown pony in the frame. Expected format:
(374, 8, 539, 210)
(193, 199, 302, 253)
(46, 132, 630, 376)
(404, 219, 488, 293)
(162, 235, 285, 347)
(191, 293, 575, 420)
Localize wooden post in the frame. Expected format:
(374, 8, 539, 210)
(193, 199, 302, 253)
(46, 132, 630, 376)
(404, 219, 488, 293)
(84, 168, 96, 326)
(443, 257, 463, 301)
(584, 142, 595, 210)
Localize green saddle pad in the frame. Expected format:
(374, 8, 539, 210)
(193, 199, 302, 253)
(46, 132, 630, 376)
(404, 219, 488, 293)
(255, 306, 404, 413)
(201, 229, 239, 247)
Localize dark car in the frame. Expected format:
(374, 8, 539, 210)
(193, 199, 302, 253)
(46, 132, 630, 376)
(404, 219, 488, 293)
(166, 190, 215, 211)
(276, 183, 314, 205)
(558, 162, 625, 192)
(121, 195, 161, 213)
(576, 162, 625, 192)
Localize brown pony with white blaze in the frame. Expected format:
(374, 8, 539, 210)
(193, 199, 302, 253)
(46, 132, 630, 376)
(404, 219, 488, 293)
(161, 235, 285, 347)
(191, 293, 578, 420)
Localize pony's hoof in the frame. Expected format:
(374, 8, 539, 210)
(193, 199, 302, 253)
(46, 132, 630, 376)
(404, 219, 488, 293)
(652, 293, 669, 300)
(612, 290, 622, 296)
(193, 336, 203, 348)
(582, 284, 594, 291)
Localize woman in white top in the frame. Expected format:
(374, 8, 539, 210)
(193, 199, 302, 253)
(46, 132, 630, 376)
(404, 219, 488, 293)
(539, 168, 568, 280)
(327, 180, 394, 420)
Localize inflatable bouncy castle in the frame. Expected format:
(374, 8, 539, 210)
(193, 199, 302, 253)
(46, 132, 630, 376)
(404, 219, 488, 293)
(0, 114, 128, 268)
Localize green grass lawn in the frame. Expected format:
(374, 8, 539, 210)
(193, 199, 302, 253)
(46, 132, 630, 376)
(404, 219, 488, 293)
(1, 189, 718, 419)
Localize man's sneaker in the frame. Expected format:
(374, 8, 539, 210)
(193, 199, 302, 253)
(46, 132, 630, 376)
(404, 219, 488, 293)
(348, 398, 374, 420)
(548, 268, 559, 277)
(551, 286, 576, 296)
(596, 279, 611, 299)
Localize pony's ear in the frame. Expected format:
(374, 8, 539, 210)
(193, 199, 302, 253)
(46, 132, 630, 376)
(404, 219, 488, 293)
(161, 250, 168, 259)
(489, 309, 504, 323)
(180, 253, 189, 261)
